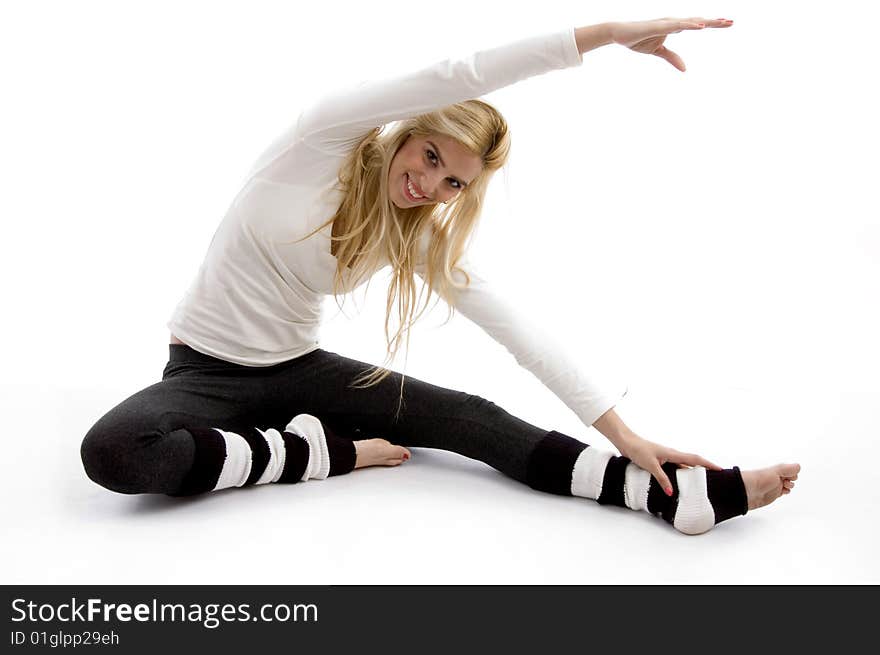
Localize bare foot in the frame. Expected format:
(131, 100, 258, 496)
(740, 463, 801, 511)
(353, 438, 411, 469)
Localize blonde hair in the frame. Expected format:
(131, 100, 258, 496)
(283, 99, 510, 415)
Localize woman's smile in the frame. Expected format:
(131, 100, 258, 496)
(403, 173, 427, 202)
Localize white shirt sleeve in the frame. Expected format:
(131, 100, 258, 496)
(248, 27, 583, 178)
(414, 242, 628, 428)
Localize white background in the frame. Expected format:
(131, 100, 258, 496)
(1, 0, 877, 584)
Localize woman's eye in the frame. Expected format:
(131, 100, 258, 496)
(426, 150, 461, 190)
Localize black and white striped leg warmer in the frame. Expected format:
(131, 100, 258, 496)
(172, 414, 357, 496)
(526, 430, 748, 535)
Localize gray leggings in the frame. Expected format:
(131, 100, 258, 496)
(81, 344, 552, 495)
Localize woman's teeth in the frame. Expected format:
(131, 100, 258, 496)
(406, 174, 425, 200)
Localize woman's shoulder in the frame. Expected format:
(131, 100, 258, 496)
(245, 134, 345, 186)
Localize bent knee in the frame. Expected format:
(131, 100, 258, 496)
(80, 427, 142, 494)
(80, 425, 193, 495)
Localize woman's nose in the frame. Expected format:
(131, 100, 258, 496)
(419, 174, 444, 199)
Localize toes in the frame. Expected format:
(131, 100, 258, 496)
(384, 446, 410, 465)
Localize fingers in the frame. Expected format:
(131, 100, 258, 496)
(676, 18, 735, 31)
(673, 452, 724, 471)
(654, 17, 733, 70)
(653, 46, 686, 72)
(653, 468, 674, 496)
(653, 451, 727, 496)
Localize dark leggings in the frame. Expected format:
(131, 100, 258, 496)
(81, 344, 552, 495)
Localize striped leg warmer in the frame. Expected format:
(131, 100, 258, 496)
(526, 430, 748, 535)
(171, 414, 357, 496)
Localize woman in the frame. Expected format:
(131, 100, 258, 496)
(81, 16, 799, 535)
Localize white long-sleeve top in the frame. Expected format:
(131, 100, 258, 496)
(167, 26, 626, 427)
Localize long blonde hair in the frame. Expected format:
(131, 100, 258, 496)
(284, 99, 510, 413)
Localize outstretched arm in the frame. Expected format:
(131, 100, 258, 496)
(291, 27, 585, 157)
(248, 25, 586, 181)
(415, 255, 628, 429)
(296, 16, 738, 149)
(413, 247, 724, 495)
(249, 17, 732, 180)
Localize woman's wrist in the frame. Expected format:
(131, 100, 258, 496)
(574, 23, 617, 55)
(592, 407, 637, 450)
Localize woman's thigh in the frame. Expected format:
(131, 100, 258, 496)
(267, 349, 552, 483)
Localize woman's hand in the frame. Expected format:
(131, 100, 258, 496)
(610, 17, 734, 71)
(617, 433, 724, 496)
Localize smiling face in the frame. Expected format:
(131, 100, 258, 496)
(388, 132, 484, 209)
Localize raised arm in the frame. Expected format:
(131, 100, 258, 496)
(294, 17, 734, 149)
(291, 27, 586, 157)
(248, 17, 732, 181)
(296, 19, 710, 153)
